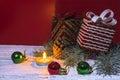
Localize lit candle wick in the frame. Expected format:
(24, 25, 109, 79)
(35, 51, 53, 66)
(43, 52, 46, 61)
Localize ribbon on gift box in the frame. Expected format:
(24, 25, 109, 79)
(77, 9, 117, 52)
(86, 9, 117, 26)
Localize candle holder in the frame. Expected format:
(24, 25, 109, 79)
(35, 51, 53, 66)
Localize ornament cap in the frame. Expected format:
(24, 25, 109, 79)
(59, 68, 68, 75)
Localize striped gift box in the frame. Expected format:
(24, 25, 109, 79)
(77, 9, 117, 52)
(52, 19, 82, 44)
(51, 18, 82, 59)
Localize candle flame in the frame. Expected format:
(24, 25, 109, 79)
(43, 52, 47, 60)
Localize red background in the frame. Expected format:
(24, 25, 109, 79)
(0, 0, 120, 45)
(0, 0, 55, 45)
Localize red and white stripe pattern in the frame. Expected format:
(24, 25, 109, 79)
(77, 18, 115, 52)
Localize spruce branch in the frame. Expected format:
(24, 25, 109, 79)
(95, 44, 120, 76)
(33, 41, 54, 57)
(63, 44, 89, 68)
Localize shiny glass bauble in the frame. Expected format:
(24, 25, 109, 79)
(77, 61, 92, 74)
(48, 61, 61, 75)
(11, 51, 25, 64)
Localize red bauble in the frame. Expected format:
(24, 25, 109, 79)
(48, 61, 61, 75)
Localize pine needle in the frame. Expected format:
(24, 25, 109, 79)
(95, 44, 120, 76)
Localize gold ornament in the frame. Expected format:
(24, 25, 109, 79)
(53, 43, 61, 59)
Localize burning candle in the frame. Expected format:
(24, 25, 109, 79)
(36, 52, 53, 66)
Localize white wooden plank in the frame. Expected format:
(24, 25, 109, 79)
(0, 45, 119, 80)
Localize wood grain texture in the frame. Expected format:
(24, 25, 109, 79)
(0, 45, 119, 80)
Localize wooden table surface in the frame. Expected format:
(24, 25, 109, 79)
(0, 45, 119, 80)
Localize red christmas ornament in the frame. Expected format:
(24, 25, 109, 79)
(48, 61, 61, 75)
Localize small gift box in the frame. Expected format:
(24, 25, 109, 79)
(52, 12, 82, 59)
(77, 9, 117, 52)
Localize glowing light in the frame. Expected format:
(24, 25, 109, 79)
(43, 52, 47, 61)
(36, 51, 52, 66)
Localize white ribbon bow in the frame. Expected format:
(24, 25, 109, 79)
(86, 9, 117, 26)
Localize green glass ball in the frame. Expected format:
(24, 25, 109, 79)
(77, 61, 92, 74)
(11, 51, 25, 64)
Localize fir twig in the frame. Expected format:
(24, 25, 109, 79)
(33, 41, 54, 57)
(95, 44, 120, 76)
(63, 44, 89, 68)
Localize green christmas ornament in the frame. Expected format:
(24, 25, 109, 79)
(77, 61, 92, 74)
(11, 51, 26, 64)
